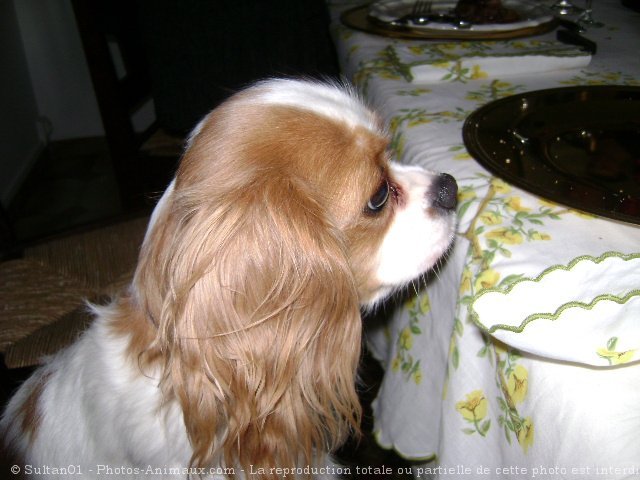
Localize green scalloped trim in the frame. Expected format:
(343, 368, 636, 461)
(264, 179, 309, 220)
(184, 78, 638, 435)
(372, 430, 437, 463)
(469, 251, 640, 335)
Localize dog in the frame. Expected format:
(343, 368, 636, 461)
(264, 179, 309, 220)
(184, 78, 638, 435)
(2, 79, 457, 479)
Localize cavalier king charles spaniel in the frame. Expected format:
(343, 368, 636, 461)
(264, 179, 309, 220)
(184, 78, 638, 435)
(2, 79, 457, 479)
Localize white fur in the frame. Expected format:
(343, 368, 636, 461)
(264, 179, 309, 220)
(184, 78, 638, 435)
(253, 78, 381, 133)
(2, 306, 195, 478)
(371, 164, 456, 304)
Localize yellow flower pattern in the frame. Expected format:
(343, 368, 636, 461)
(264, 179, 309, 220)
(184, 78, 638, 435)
(480, 211, 502, 225)
(456, 390, 489, 422)
(475, 269, 500, 291)
(456, 390, 491, 437)
(495, 350, 533, 453)
(451, 173, 564, 452)
(399, 327, 413, 350)
(490, 177, 511, 194)
(460, 267, 473, 295)
(486, 228, 524, 245)
(597, 337, 636, 365)
(470, 65, 489, 80)
(518, 417, 535, 453)
(505, 197, 531, 213)
(453, 151, 473, 160)
(507, 365, 529, 405)
(530, 232, 551, 241)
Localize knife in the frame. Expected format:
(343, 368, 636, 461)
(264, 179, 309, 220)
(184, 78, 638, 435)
(556, 28, 597, 54)
(555, 17, 585, 33)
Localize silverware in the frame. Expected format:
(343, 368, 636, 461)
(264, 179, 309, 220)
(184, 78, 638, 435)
(391, 0, 432, 25)
(550, 0, 581, 15)
(556, 17, 585, 33)
(578, 0, 604, 28)
(390, 1, 473, 29)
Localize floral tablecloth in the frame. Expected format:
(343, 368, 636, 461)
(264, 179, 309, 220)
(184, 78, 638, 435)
(328, 1, 640, 478)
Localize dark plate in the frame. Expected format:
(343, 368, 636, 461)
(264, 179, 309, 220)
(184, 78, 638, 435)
(463, 86, 640, 225)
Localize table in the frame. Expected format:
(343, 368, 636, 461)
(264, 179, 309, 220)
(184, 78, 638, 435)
(328, 1, 640, 477)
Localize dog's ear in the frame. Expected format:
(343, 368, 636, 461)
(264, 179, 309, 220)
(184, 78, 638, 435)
(134, 174, 363, 471)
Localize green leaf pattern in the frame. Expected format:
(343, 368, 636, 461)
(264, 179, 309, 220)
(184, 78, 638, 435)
(391, 292, 430, 385)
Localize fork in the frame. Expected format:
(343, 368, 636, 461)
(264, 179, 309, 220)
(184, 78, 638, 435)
(392, 0, 433, 25)
(412, 0, 433, 20)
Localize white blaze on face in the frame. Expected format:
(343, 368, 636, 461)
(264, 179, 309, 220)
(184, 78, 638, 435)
(372, 163, 457, 302)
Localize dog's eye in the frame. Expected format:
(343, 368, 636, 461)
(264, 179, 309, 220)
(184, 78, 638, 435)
(366, 180, 390, 213)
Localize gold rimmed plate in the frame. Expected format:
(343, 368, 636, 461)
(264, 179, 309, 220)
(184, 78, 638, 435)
(369, 0, 553, 32)
(340, 3, 557, 40)
(463, 86, 640, 225)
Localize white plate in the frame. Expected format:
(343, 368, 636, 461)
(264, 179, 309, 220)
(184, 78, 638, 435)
(369, 0, 553, 32)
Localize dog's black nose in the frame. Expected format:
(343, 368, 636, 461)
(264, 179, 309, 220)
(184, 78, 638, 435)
(432, 173, 458, 211)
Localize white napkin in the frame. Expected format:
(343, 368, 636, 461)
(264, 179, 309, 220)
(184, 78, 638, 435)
(388, 40, 592, 83)
(469, 252, 640, 366)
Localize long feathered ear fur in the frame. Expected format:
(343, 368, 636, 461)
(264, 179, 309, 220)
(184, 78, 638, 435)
(132, 110, 363, 474)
